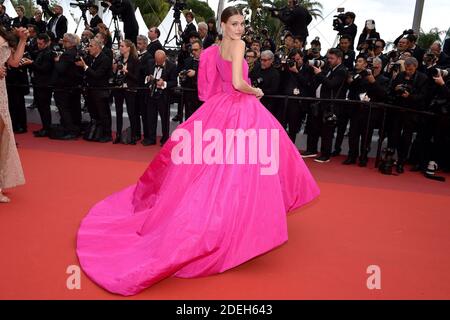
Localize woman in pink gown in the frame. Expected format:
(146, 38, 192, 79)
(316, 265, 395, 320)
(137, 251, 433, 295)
(76, 6, 320, 296)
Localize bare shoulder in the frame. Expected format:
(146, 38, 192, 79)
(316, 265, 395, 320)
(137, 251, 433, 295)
(230, 40, 246, 57)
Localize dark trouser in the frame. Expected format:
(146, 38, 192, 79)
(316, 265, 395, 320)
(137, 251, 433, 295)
(260, 97, 278, 120)
(387, 111, 421, 164)
(306, 103, 336, 157)
(34, 87, 53, 131)
(113, 89, 137, 137)
(6, 86, 27, 131)
(286, 99, 307, 144)
(53, 88, 81, 135)
(184, 90, 201, 120)
(87, 90, 112, 138)
(124, 28, 138, 45)
(146, 94, 170, 142)
(334, 104, 352, 154)
(135, 89, 147, 139)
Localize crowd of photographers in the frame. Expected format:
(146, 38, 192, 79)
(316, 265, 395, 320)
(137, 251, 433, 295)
(1, 4, 450, 178)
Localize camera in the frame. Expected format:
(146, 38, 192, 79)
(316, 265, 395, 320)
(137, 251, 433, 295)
(391, 62, 402, 73)
(396, 84, 411, 95)
(36, 0, 50, 7)
(252, 77, 264, 88)
(308, 59, 325, 68)
(323, 110, 337, 125)
(429, 67, 449, 78)
(359, 68, 373, 78)
(333, 13, 347, 31)
(365, 38, 378, 51)
(74, 44, 88, 62)
(70, 0, 95, 11)
(178, 69, 189, 83)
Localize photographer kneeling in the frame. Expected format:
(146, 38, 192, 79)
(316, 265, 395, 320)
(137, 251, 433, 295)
(111, 39, 139, 144)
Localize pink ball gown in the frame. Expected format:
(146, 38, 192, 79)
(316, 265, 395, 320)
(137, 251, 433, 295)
(76, 44, 320, 296)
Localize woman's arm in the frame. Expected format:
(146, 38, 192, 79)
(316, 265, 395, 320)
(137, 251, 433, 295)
(7, 27, 29, 68)
(230, 40, 263, 98)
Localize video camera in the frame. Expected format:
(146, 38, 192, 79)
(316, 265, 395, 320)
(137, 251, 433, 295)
(333, 13, 347, 31)
(36, 0, 50, 7)
(70, 0, 95, 11)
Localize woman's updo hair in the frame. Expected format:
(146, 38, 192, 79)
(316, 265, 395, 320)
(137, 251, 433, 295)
(220, 6, 242, 24)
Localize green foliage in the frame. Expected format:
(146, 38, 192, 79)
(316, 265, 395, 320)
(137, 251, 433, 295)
(417, 27, 445, 49)
(185, 0, 215, 22)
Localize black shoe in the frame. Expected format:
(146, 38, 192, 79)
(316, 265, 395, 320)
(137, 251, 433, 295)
(358, 158, 368, 167)
(342, 157, 357, 165)
(172, 115, 181, 122)
(160, 137, 168, 146)
(331, 150, 341, 157)
(314, 155, 331, 163)
(141, 139, 156, 146)
(33, 129, 49, 137)
(396, 163, 404, 174)
(14, 128, 27, 134)
(97, 136, 112, 143)
(52, 133, 77, 140)
(301, 151, 318, 158)
(113, 135, 121, 144)
(27, 103, 36, 109)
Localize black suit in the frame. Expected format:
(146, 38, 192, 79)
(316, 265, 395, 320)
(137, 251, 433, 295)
(181, 22, 197, 44)
(89, 14, 102, 30)
(53, 47, 83, 135)
(147, 40, 163, 59)
(30, 18, 47, 34)
(84, 52, 113, 140)
(43, 6, 68, 43)
(307, 64, 348, 157)
(12, 16, 29, 29)
(389, 71, 428, 164)
(202, 34, 215, 49)
(109, 0, 138, 44)
(180, 56, 201, 120)
(136, 51, 154, 139)
(6, 65, 29, 132)
(443, 38, 450, 56)
(144, 60, 177, 144)
(30, 47, 55, 131)
(112, 56, 139, 139)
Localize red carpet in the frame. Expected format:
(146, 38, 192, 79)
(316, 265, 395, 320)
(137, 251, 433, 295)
(1, 124, 450, 299)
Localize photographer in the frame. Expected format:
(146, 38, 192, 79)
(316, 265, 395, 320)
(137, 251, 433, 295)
(143, 50, 177, 146)
(147, 27, 163, 59)
(94, 32, 113, 60)
(103, 0, 139, 44)
(75, 38, 113, 142)
(419, 71, 450, 175)
(305, 37, 325, 62)
(303, 48, 347, 163)
(280, 49, 314, 143)
(179, 40, 202, 120)
(334, 12, 357, 47)
(270, 0, 312, 44)
(429, 41, 450, 68)
(249, 50, 281, 119)
(180, 11, 196, 44)
(21, 33, 54, 137)
(52, 33, 83, 140)
(85, 4, 103, 32)
(12, 6, 29, 29)
(337, 34, 355, 71)
(343, 56, 389, 166)
(0, 5, 11, 30)
(389, 57, 428, 173)
(42, 4, 67, 45)
(198, 22, 214, 50)
(245, 49, 258, 73)
(111, 39, 139, 144)
(356, 20, 380, 52)
(136, 35, 153, 141)
(30, 9, 47, 34)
